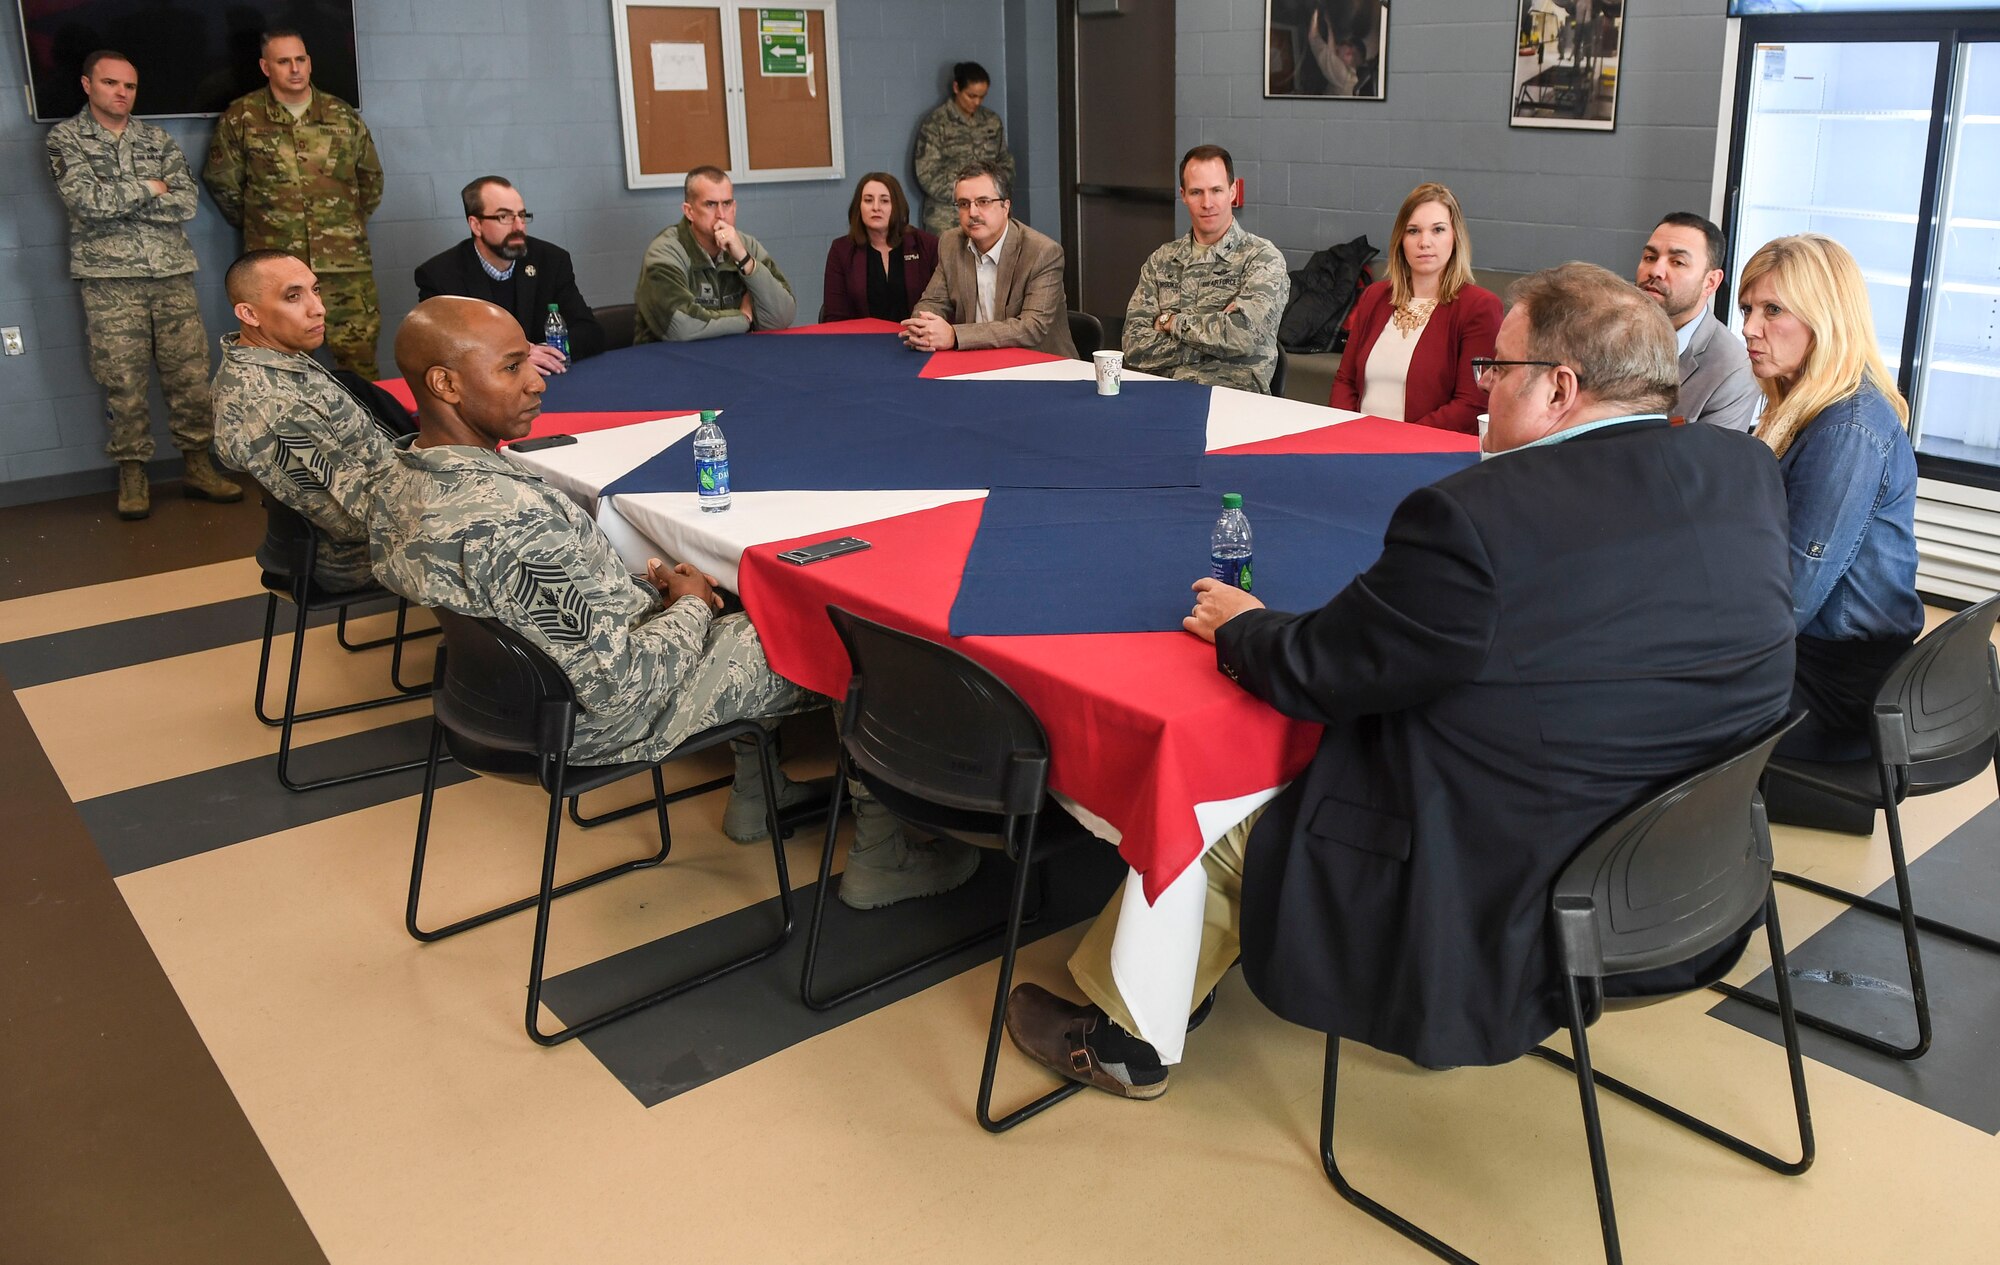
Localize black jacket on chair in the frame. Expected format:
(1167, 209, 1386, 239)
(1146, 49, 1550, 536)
(414, 238, 606, 361)
(1217, 418, 1796, 1070)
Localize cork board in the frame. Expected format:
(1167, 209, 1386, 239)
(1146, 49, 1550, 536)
(738, 8, 833, 172)
(624, 5, 731, 178)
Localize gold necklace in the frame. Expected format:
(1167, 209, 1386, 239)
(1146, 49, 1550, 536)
(1392, 297, 1438, 335)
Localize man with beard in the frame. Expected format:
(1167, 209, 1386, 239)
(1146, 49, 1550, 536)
(1636, 212, 1759, 432)
(414, 176, 605, 373)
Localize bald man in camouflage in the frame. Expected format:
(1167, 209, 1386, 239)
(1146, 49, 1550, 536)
(366, 297, 977, 908)
(46, 49, 242, 519)
(204, 30, 384, 376)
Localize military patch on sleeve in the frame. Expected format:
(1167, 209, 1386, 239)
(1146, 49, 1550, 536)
(46, 143, 64, 180)
(275, 431, 334, 492)
(511, 561, 591, 645)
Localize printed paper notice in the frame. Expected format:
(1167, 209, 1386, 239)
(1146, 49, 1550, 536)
(651, 41, 707, 92)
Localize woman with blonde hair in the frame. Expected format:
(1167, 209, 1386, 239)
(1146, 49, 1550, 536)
(1329, 181, 1500, 433)
(1739, 233, 1921, 770)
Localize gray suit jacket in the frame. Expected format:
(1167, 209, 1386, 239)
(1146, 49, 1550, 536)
(1678, 309, 1761, 433)
(914, 220, 1078, 358)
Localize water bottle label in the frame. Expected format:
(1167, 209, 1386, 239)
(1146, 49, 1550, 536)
(1211, 552, 1253, 592)
(697, 456, 730, 498)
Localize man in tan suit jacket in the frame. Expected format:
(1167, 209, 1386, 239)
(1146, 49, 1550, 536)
(901, 161, 1078, 359)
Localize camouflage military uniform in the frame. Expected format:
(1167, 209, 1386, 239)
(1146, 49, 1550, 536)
(203, 88, 384, 375)
(368, 437, 817, 763)
(210, 333, 394, 590)
(45, 108, 213, 462)
(1121, 220, 1290, 395)
(633, 220, 797, 343)
(913, 100, 1015, 235)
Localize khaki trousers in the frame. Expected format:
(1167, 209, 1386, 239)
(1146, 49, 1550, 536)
(1067, 804, 1267, 1037)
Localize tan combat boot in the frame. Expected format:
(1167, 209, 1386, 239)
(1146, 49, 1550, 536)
(180, 449, 244, 502)
(116, 461, 150, 520)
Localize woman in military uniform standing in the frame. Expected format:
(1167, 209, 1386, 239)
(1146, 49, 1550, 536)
(912, 61, 1016, 236)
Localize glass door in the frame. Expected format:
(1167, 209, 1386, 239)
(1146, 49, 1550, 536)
(1911, 40, 2000, 464)
(1729, 39, 1942, 379)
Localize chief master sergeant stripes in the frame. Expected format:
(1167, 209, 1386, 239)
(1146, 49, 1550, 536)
(1121, 145, 1289, 396)
(210, 251, 395, 592)
(368, 296, 979, 910)
(45, 48, 243, 520)
(203, 29, 385, 377)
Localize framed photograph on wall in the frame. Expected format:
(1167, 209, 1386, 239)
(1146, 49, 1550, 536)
(1509, 0, 1625, 131)
(1265, 0, 1387, 100)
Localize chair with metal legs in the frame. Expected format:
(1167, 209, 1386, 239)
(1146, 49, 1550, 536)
(251, 495, 433, 791)
(1714, 596, 2000, 1061)
(797, 606, 1094, 1133)
(406, 609, 797, 1046)
(1321, 715, 1815, 1264)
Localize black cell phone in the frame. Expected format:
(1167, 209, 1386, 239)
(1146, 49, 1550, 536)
(777, 536, 872, 565)
(510, 433, 578, 452)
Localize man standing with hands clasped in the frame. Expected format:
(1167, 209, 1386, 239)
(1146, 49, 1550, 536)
(46, 49, 242, 519)
(633, 165, 797, 342)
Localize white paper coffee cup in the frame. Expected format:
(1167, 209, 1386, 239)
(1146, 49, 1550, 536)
(1477, 412, 1493, 460)
(1093, 349, 1123, 396)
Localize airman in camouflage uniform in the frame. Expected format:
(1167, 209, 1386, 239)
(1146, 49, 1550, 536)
(913, 65, 1015, 236)
(1122, 146, 1290, 395)
(202, 32, 384, 376)
(46, 50, 242, 519)
(371, 296, 979, 906)
(211, 252, 395, 591)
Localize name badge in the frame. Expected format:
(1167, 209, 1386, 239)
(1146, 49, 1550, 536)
(698, 282, 717, 304)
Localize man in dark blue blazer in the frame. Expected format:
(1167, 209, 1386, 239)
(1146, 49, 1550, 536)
(1007, 263, 1797, 1097)
(414, 175, 605, 373)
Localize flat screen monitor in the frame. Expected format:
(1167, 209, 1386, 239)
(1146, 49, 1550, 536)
(1731, 1, 1999, 12)
(16, 0, 359, 122)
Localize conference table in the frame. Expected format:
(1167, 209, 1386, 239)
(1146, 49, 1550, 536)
(424, 318, 1480, 1063)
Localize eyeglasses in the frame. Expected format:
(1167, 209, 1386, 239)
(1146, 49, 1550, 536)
(692, 199, 736, 213)
(1471, 358, 1562, 385)
(953, 196, 1007, 211)
(475, 211, 533, 226)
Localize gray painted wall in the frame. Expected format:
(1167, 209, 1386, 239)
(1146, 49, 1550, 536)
(1178, 0, 1729, 275)
(0, 0, 1052, 503)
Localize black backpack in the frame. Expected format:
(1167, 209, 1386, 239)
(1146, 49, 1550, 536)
(1278, 236, 1379, 355)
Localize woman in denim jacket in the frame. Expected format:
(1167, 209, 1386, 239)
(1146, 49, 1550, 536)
(1738, 234, 1923, 770)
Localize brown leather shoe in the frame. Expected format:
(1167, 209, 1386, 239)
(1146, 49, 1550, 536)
(1004, 983, 1168, 1100)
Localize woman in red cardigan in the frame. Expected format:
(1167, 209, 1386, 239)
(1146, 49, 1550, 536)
(1330, 181, 1501, 434)
(820, 173, 940, 322)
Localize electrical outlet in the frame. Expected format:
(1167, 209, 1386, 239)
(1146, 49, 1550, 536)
(1, 327, 22, 356)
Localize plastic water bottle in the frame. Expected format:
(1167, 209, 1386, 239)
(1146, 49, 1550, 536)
(543, 304, 570, 362)
(1210, 492, 1252, 592)
(693, 410, 731, 512)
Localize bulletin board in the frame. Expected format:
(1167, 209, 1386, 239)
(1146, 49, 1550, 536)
(612, 0, 845, 190)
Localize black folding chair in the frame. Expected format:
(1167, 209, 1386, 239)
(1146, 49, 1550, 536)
(1715, 596, 2000, 1061)
(406, 609, 797, 1046)
(798, 607, 1092, 1133)
(332, 369, 418, 438)
(1270, 346, 1290, 398)
(1066, 310, 1103, 359)
(252, 496, 431, 791)
(594, 303, 638, 352)
(1322, 716, 1814, 1265)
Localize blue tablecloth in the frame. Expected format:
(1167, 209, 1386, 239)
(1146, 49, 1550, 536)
(538, 334, 929, 414)
(602, 376, 1212, 495)
(948, 453, 1478, 636)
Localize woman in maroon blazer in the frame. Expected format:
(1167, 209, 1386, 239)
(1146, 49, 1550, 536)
(1330, 182, 1501, 434)
(821, 173, 940, 322)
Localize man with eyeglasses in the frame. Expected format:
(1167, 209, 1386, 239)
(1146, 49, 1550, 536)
(1005, 263, 1794, 1098)
(901, 161, 1076, 357)
(634, 166, 797, 342)
(415, 176, 605, 374)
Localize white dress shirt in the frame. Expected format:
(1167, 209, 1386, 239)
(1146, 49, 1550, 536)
(972, 223, 1011, 324)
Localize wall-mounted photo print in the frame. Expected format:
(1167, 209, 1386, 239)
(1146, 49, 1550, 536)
(1509, 0, 1624, 131)
(1266, 0, 1388, 101)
